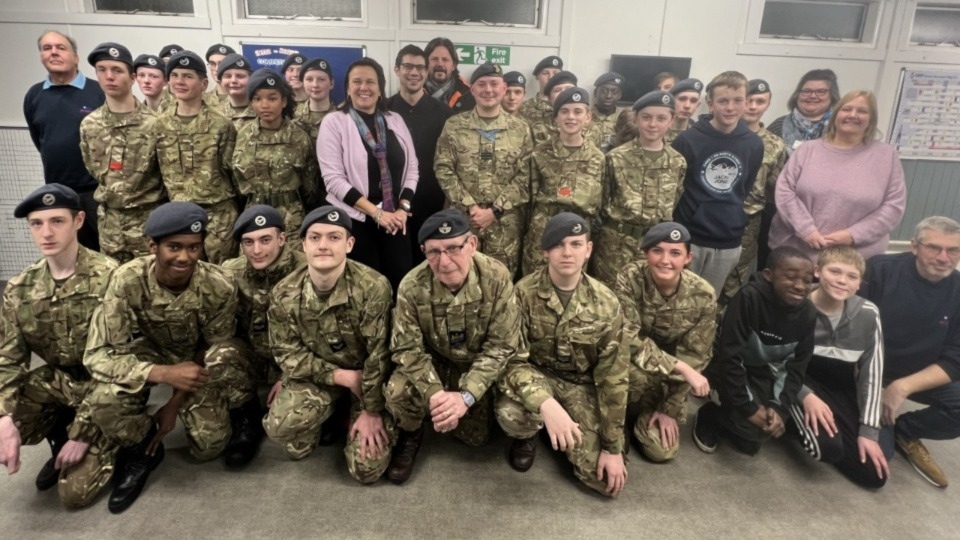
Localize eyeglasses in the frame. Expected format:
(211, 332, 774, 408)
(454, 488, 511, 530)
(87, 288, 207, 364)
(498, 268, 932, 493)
(423, 238, 470, 261)
(917, 242, 960, 258)
(400, 63, 427, 73)
(799, 89, 829, 97)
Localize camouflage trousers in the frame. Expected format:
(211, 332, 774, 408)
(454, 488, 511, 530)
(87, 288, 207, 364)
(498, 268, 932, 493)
(12, 365, 118, 508)
(384, 363, 494, 447)
(475, 208, 523, 277)
(97, 203, 158, 264)
(86, 337, 256, 461)
(627, 367, 685, 462)
(201, 199, 240, 265)
(719, 213, 762, 305)
(263, 380, 396, 484)
(244, 190, 304, 250)
(591, 226, 646, 287)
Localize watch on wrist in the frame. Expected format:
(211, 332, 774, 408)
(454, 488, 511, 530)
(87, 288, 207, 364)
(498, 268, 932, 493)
(460, 391, 476, 408)
(400, 201, 412, 213)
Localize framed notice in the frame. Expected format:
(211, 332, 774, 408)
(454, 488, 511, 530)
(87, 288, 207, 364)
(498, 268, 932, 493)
(889, 68, 960, 161)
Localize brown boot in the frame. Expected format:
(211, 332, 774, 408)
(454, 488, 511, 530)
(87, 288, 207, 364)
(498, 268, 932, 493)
(508, 437, 537, 472)
(387, 427, 424, 485)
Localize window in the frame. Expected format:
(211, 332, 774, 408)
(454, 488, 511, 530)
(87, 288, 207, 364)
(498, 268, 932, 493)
(93, 0, 193, 15)
(244, 0, 361, 20)
(910, 4, 960, 46)
(759, 0, 870, 42)
(413, 0, 541, 28)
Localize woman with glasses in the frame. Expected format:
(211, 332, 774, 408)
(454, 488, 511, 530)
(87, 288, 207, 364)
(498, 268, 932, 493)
(768, 90, 907, 262)
(767, 69, 840, 157)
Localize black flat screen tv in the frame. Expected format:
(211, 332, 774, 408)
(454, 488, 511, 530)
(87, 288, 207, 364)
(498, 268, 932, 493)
(609, 55, 692, 105)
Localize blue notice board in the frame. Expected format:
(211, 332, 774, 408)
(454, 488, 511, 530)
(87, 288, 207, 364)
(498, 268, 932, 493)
(240, 43, 365, 105)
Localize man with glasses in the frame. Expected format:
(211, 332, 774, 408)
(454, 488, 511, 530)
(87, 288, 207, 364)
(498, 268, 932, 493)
(859, 216, 960, 489)
(384, 208, 525, 484)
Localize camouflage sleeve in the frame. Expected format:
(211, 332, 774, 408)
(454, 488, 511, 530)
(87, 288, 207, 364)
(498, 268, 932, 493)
(497, 288, 551, 413)
(593, 309, 629, 454)
(768, 145, 787, 195)
(267, 289, 336, 384)
(359, 276, 393, 413)
(460, 279, 525, 400)
(600, 153, 617, 221)
(657, 301, 716, 421)
(743, 166, 766, 216)
(613, 266, 674, 376)
(493, 128, 533, 212)
(0, 289, 29, 418)
(83, 285, 156, 394)
(79, 120, 95, 179)
(298, 137, 322, 210)
(220, 123, 238, 193)
(201, 281, 238, 346)
(390, 283, 444, 400)
(673, 157, 687, 212)
(434, 124, 478, 208)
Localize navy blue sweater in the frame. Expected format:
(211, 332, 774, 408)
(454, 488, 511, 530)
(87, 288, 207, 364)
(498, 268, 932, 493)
(23, 76, 104, 191)
(671, 116, 763, 249)
(859, 252, 960, 383)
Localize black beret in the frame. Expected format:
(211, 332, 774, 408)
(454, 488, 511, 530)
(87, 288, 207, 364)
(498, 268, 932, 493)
(544, 71, 578, 97)
(281, 53, 308, 72)
(594, 72, 625, 88)
(534, 56, 563, 75)
(470, 62, 503, 84)
(669, 78, 703, 96)
(145, 202, 208, 240)
(300, 205, 352, 238)
(14, 184, 81, 218)
(418, 209, 470, 245)
(541, 212, 590, 250)
(87, 42, 133, 68)
(133, 54, 164, 72)
(205, 43, 235, 61)
(633, 90, 675, 111)
(165, 51, 206, 78)
(552, 87, 590, 117)
(217, 53, 252, 79)
(299, 57, 333, 80)
(247, 68, 290, 100)
(158, 44, 184, 59)
(748, 79, 771, 95)
(503, 71, 526, 88)
(233, 205, 285, 240)
(641, 222, 690, 250)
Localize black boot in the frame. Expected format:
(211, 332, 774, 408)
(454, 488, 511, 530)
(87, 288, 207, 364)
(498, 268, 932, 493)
(36, 409, 75, 491)
(387, 426, 425, 485)
(109, 424, 165, 514)
(223, 399, 264, 469)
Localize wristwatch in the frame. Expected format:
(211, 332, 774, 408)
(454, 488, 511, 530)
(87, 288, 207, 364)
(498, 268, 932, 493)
(460, 391, 476, 408)
(400, 201, 412, 214)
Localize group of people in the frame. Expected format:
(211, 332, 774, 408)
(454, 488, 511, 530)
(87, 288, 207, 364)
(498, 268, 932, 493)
(2, 30, 957, 515)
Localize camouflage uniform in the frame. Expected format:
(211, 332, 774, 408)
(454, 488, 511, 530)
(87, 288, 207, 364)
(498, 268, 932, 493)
(83, 256, 256, 461)
(615, 261, 717, 461)
(146, 90, 177, 114)
(220, 101, 258, 130)
(593, 142, 687, 286)
(385, 253, 525, 446)
(221, 245, 306, 383)
(590, 106, 620, 144)
(263, 261, 396, 483)
(204, 90, 228, 109)
(0, 247, 118, 508)
(293, 103, 335, 209)
(522, 139, 605, 275)
(529, 118, 604, 149)
(152, 102, 239, 263)
(496, 269, 629, 495)
(517, 96, 552, 127)
(233, 118, 320, 239)
(720, 127, 787, 303)
(435, 110, 534, 275)
(80, 100, 166, 263)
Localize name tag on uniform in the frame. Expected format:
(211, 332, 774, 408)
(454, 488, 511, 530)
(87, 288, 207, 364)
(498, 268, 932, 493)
(449, 330, 466, 349)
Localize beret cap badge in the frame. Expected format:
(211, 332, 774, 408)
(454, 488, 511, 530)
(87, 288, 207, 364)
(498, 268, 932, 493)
(327, 211, 340, 222)
(191, 221, 202, 233)
(42, 194, 55, 206)
(439, 223, 452, 234)
(254, 215, 267, 227)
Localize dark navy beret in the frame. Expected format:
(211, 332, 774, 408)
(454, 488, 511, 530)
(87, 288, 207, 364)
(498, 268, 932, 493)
(552, 87, 590, 117)
(633, 90, 675, 111)
(88, 42, 133, 68)
(300, 57, 333, 80)
(641, 222, 690, 250)
(216, 53, 252, 79)
(281, 53, 308, 72)
(541, 212, 590, 250)
(158, 44, 184, 59)
(503, 71, 526, 88)
(133, 54, 163, 71)
(14, 184, 81, 218)
(669, 78, 703, 96)
(145, 202, 208, 240)
(165, 51, 206, 78)
(748, 79, 771, 95)
(544, 71, 578, 96)
(418, 209, 471, 245)
(247, 68, 290, 100)
(205, 43, 235, 61)
(594, 72, 625, 88)
(300, 205, 352, 238)
(470, 62, 503, 84)
(233, 205, 285, 241)
(534, 56, 563, 75)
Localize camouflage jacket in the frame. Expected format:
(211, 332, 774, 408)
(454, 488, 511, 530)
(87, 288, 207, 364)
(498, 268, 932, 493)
(220, 101, 258, 130)
(756, 127, 788, 208)
(601, 141, 686, 228)
(590, 106, 620, 142)
(529, 118, 604, 149)
(517, 96, 552, 127)
(531, 137, 605, 217)
(233, 118, 319, 201)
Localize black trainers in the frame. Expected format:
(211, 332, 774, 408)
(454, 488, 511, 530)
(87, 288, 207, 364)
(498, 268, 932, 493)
(693, 402, 720, 454)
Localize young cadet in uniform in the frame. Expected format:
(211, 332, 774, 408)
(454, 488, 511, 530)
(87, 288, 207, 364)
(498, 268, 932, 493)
(720, 79, 787, 304)
(217, 54, 257, 129)
(665, 78, 703, 144)
(693, 247, 816, 456)
(158, 44, 182, 64)
(529, 71, 605, 148)
(83, 202, 260, 513)
(233, 69, 319, 240)
(0, 185, 118, 508)
(81, 42, 165, 264)
(282, 53, 309, 106)
(204, 43, 235, 108)
(294, 57, 337, 149)
(497, 213, 629, 496)
(522, 87, 604, 276)
(435, 63, 534, 276)
(424, 37, 475, 113)
(593, 91, 686, 287)
(264, 206, 396, 483)
(221, 205, 305, 399)
(518, 55, 563, 126)
(615, 223, 716, 462)
(385, 209, 525, 484)
(152, 50, 239, 264)
(591, 72, 624, 143)
(501, 71, 527, 115)
(134, 54, 172, 112)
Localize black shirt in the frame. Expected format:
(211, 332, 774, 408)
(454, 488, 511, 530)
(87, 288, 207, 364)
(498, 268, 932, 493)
(386, 92, 452, 215)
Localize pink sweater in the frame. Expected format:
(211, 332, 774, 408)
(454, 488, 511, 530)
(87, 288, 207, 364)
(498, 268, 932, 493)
(769, 138, 906, 260)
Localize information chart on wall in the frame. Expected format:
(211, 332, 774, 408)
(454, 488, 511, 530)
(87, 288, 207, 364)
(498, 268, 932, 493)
(890, 69, 960, 161)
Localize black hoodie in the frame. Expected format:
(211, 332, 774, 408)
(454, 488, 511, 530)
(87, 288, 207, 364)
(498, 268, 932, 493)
(671, 115, 764, 249)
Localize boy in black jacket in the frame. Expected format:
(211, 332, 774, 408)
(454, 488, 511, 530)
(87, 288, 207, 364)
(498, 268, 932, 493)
(693, 246, 816, 455)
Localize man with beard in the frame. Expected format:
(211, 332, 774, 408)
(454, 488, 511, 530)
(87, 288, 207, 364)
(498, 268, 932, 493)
(424, 37, 475, 113)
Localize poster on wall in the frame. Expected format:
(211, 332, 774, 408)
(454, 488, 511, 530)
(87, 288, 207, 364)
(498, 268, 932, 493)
(889, 68, 960, 161)
(240, 43, 366, 105)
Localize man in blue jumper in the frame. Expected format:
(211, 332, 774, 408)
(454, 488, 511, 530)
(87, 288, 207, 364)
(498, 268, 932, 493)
(23, 30, 105, 251)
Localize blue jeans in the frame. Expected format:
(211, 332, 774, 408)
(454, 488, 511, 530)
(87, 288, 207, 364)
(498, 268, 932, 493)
(882, 381, 960, 451)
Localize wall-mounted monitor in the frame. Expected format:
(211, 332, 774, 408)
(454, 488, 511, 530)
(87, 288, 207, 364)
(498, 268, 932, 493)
(609, 55, 692, 105)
